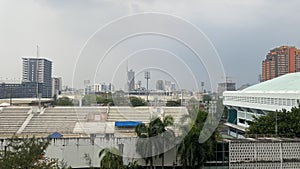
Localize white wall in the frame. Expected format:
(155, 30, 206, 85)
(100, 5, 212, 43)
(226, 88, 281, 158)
(46, 137, 178, 168)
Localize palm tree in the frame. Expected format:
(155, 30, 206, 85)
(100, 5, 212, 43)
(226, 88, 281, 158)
(135, 115, 174, 169)
(127, 160, 141, 169)
(160, 116, 176, 169)
(177, 110, 219, 169)
(99, 147, 124, 169)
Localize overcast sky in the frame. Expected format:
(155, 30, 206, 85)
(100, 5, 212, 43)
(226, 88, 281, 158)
(1, 0, 300, 91)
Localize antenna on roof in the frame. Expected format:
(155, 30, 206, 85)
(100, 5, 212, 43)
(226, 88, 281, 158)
(37, 44, 39, 59)
(36, 45, 42, 109)
(36, 45, 39, 98)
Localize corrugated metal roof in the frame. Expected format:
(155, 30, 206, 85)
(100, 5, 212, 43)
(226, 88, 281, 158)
(243, 72, 300, 92)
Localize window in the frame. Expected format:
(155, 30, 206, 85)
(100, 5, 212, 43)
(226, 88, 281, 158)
(267, 98, 271, 104)
(279, 98, 283, 105)
(283, 99, 287, 106)
(274, 98, 278, 105)
(287, 99, 291, 106)
(271, 98, 274, 105)
(261, 98, 266, 104)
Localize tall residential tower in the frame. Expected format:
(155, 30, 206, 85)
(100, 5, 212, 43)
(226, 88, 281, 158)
(262, 46, 300, 81)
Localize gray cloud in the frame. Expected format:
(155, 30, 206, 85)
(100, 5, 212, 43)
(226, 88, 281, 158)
(0, 0, 300, 90)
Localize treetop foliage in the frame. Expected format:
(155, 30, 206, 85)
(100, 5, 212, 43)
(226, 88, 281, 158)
(246, 106, 300, 138)
(0, 137, 71, 169)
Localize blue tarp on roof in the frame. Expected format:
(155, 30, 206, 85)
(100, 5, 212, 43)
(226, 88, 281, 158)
(115, 121, 142, 127)
(48, 132, 63, 139)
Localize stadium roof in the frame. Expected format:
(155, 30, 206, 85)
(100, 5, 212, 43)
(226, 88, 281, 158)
(242, 72, 300, 93)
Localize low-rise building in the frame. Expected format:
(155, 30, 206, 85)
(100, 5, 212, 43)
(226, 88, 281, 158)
(223, 72, 300, 138)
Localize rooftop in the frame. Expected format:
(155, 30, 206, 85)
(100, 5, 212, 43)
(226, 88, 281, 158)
(240, 72, 300, 93)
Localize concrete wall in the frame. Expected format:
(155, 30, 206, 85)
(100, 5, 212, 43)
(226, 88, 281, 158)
(46, 137, 178, 168)
(229, 140, 300, 169)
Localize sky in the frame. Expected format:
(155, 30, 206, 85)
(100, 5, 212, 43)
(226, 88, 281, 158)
(1, 0, 300, 91)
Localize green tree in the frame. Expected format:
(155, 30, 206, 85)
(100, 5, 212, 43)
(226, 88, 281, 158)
(0, 137, 60, 168)
(99, 147, 124, 169)
(202, 94, 212, 103)
(82, 94, 97, 106)
(54, 97, 74, 106)
(177, 110, 219, 169)
(96, 93, 114, 106)
(166, 100, 181, 107)
(135, 115, 174, 169)
(83, 153, 94, 169)
(246, 106, 300, 137)
(130, 96, 146, 107)
(113, 90, 130, 106)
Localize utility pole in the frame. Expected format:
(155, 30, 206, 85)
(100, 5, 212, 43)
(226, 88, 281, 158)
(275, 111, 278, 136)
(10, 87, 12, 106)
(144, 71, 150, 103)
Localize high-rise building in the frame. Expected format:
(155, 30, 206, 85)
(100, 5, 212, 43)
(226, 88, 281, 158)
(107, 83, 114, 92)
(84, 80, 91, 94)
(262, 46, 300, 81)
(52, 77, 62, 97)
(22, 58, 52, 98)
(164, 81, 176, 91)
(127, 69, 135, 91)
(164, 81, 171, 91)
(135, 80, 142, 90)
(84, 83, 114, 94)
(156, 80, 164, 90)
(0, 57, 52, 99)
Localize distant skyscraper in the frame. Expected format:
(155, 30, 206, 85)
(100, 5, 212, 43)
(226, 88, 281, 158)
(171, 83, 176, 91)
(127, 69, 135, 91)
(262, 46, 300, 81)
(52, 77, 62, 97)
(100, 83, 107, 92)
(107, 83, 114, 92)
(84, 80, 91, 94)
(164, 80, 171, 91)
(156, 80, 164, 90)
(135, 80, 142, 90)
(164, 80, 176, 91)
(22, 58, 52, 98)
(85, 82, 114, 94)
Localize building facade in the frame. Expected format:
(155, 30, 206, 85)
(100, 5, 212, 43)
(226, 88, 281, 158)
(127, 69, 135, 91)
(52, 77, 62, 97)
(156, 80, 164, 90)
(229, 138, 300, 169)
(223, 73, 300, 138)
(22, 58, 52, 97)
(84, 83, 114, 94)
(262, 46, 300, 81)
(0, 82, 44, 99)
(0, 58, 52, 99)
(217, 82, 236, 96)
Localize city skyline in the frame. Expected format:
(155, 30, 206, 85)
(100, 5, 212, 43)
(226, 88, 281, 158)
(1, 1, 300, 91)
(1, 1, 300, 168)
